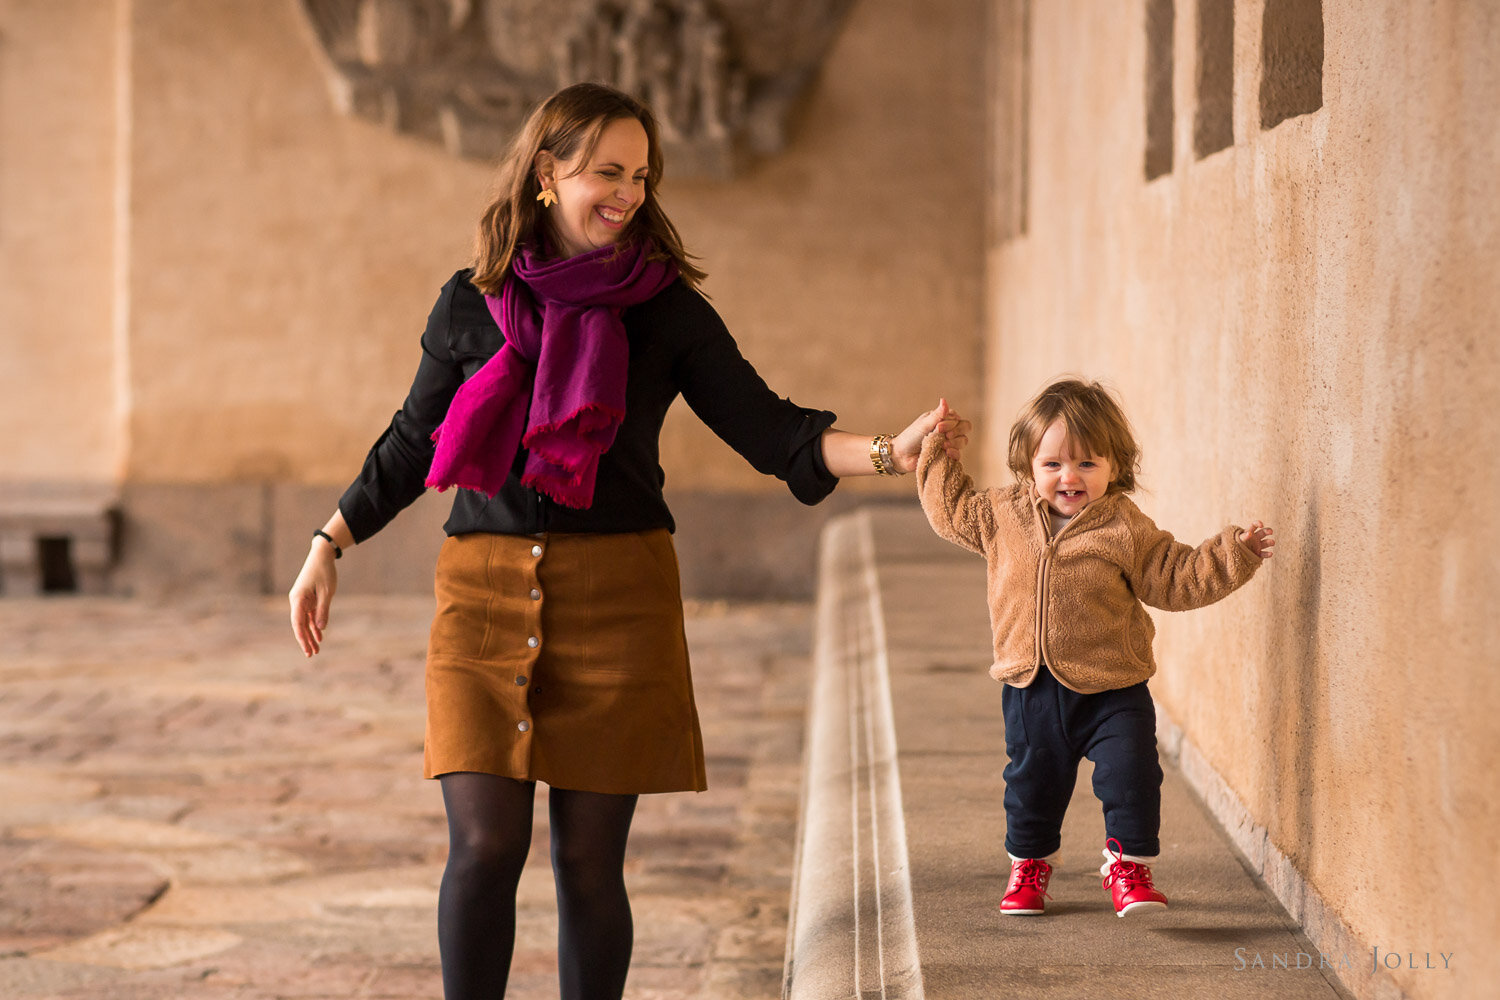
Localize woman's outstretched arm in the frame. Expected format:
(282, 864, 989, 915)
(819, 399, 969, 477)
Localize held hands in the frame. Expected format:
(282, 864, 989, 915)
(289, 544, 338, 656)
(891, 398, 971, 473)
(1239, 521, 1275, 560)
(932, 399, 971, 458)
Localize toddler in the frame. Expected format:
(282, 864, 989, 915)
(917, 378, 1274, 917)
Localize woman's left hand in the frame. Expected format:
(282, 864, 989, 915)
(892, 398, 970, 473)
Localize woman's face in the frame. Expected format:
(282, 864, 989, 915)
(538, 117, 651, 259)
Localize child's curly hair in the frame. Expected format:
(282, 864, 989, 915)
(1007, 378, 1142, 493)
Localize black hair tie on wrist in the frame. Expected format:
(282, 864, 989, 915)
(313, 529, 342, 559)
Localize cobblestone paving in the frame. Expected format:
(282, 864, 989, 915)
(0, 596, 811, 999)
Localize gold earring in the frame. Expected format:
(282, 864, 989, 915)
(536, 187, 558, 208)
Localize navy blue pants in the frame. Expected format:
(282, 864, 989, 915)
(1001, 666, 1163, 858)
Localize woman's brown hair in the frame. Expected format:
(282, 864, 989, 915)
(470, 83, 706, 295)
(1006, 378, 1142, 493)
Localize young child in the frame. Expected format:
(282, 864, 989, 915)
(917, 378, 1274, 917)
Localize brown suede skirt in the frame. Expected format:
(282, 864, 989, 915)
(423, 529, 706, 794)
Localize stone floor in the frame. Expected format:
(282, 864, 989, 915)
(0, 595, 812, 999)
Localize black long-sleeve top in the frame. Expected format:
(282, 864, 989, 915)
(338, 268, 840, 543)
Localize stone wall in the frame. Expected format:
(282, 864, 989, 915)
(984, 1, 1497, 997)
(0, 0, 985, 597)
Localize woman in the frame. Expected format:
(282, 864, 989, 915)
(288, 83, 964, 1000)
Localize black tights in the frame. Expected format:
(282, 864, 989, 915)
(437, 772, 638, 1000)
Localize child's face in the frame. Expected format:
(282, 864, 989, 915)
(1031, 420, 1114, 517)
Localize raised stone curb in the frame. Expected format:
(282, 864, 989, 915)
(784, 510, 923, 1000)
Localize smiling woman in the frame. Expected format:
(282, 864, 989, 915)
(468, 83, 704, 297)
(538, 118, 651, 258)
(285, 81, 968, 1000)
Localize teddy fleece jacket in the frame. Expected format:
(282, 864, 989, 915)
(916, 434, 1263, 694)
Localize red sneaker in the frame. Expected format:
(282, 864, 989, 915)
(1000, 857, 1053, 915)
(1101, 838, 1167, 916)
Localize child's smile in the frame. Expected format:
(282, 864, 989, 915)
(1031, 420, 1114, 517)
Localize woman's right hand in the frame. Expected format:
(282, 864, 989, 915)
(289, 545, 338, 657)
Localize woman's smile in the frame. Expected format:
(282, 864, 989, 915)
(540, 117, 650, 258)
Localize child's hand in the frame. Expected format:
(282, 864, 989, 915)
(893, 398, 971, 471)
(933, 398, 971, 460)
(1239, 521, 1275, 559)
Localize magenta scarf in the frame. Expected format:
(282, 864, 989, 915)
(425, 239, 679, 507)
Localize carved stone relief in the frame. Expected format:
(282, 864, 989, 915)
(297, 0, 854, 179)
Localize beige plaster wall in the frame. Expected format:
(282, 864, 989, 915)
(0, 0, 119, 482)
(984, 1, 1498, 997)
(658, 0, 986, 494)
(121, 0, 984, 493)
(122, 0, 484, 485)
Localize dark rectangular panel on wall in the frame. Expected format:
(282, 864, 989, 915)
(989, 0, 1030, 243)
(1260, 0, 1324, 129)
(1144, 0, 1175, 180)
(1194, 0, 1234, 157)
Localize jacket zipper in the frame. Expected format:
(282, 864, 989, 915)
(1034, 506, 1051, 666)
(1034, 544, 1049, 667)
(1034, 504, 1084, 668)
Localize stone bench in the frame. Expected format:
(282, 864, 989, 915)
(0, 483, 120, 595)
